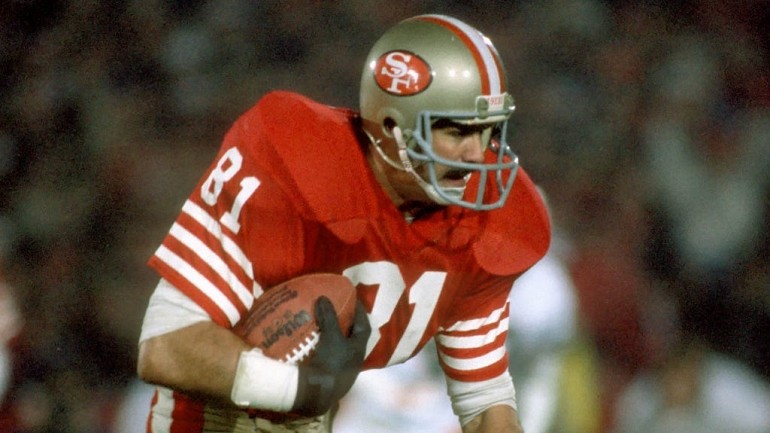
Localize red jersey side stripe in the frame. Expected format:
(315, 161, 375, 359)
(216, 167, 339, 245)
(146, 389, 158, 433)
(170, 390, 205, 433)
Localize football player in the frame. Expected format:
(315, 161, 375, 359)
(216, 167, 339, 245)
(137, 14, 550, 433)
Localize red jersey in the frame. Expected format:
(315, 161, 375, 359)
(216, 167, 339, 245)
(147, 91, 550, 428)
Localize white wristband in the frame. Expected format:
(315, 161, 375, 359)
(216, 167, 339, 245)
(231, 349, 298, 411)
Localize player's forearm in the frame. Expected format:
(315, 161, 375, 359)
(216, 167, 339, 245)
(462, 405, 523, 433)
(137, 321, 248, 404)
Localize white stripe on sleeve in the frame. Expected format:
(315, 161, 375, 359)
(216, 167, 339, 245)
(155, 245, 241, 326)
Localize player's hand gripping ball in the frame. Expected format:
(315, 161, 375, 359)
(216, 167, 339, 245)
(233, 273, 358, 364)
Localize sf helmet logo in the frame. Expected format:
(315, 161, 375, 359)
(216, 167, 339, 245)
(374, 50, 432, 96)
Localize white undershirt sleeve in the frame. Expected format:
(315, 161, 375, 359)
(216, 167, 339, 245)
(139, 278, 210, 343)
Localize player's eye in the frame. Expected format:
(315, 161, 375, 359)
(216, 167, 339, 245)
(447, 127, 464, 137)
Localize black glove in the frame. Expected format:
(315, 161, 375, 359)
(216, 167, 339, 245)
(291, 296, 371, 416)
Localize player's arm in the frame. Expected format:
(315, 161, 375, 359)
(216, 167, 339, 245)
(136, 278, 370, 415)
(138, 320, 247, 403)
(439, 277, 523, 433)
(136, 278, 264, 404)
(463, 405, 523, 433)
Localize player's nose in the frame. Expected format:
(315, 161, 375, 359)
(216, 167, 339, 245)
(461, 132, 485, 163)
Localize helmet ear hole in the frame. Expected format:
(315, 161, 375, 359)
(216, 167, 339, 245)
(382, 117, 396, 137)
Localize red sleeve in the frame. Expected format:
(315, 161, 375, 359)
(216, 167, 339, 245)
(432, 166, 549, 382)
(435, 273, 517, 382)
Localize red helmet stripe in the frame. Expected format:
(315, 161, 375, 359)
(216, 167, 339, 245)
(416, 15, 504, 95)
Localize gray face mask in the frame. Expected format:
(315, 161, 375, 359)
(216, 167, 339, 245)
(370, 123, 517, 210)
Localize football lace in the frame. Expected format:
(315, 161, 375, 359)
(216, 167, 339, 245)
(283, 330, 320, 364)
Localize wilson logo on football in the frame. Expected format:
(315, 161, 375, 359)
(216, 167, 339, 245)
(374, 50, 432, 96)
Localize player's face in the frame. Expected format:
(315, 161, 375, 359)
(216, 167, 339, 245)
(419, 120, 489, 190)
(372, 120, 494, 210)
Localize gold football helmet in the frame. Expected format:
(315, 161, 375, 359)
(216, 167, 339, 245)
(360, 14, 518, 210)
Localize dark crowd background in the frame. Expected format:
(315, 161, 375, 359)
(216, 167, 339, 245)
(0, 1, 768, 432)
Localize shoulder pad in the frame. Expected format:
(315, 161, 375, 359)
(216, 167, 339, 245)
(244, 91, 378, 243)
(473, 168, 552, 275)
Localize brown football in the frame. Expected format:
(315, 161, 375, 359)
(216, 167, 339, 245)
(233, 273, 357, 364)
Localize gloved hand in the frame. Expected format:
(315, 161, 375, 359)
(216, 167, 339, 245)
(291, 296, 371, 416)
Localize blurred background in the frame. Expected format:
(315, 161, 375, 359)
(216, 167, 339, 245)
(0, 0, 768, 432)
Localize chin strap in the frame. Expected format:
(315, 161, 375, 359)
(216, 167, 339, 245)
(367, 129, 405, 172)
(369, 126, 456, 206)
